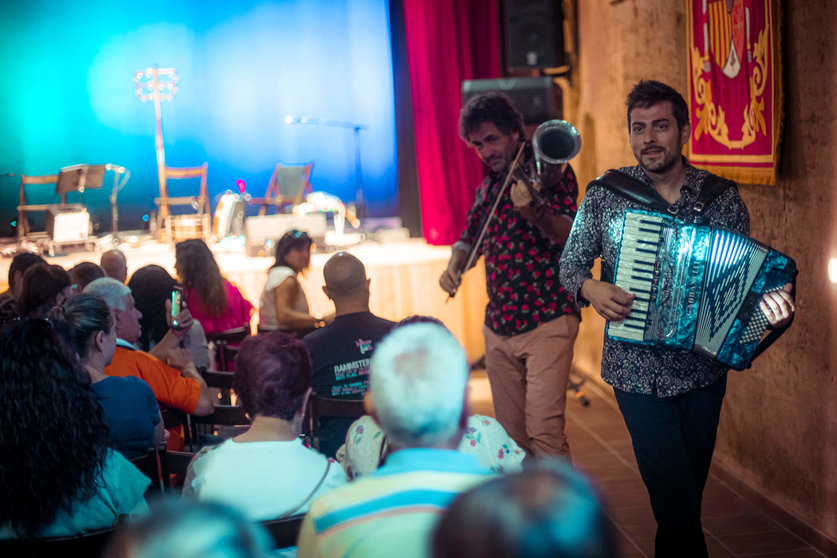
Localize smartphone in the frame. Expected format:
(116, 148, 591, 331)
(170, 287, 183, 330)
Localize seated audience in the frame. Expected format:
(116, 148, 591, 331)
(51, 293, 165, 457)
(101, 249, 129, 283)
(0, 319, 149, 539)
(297, 323, 493, 558)
(303, 251, 396, 457)
(17, 263, 73, 319)
(85, 278, 214, 448)
(259, 229, 333, 334)
(128, 264, 211, 370)
(339, 414, 524, 479)
(107, 499, 272, 558)
(1, 251, 46, 299)
(0, 252, 47, 325)
(175, 239, 254, 334)
(182, 332, 346, 520)
(69, 261, 106, 291)
(433, 460, 619, 558)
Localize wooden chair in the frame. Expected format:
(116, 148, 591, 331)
(200, 369, 235, 405)
(158, 449, 196, 492)
(205, 326, 250, 372)
(249, 162, 313, 216)
(154, 162, 210, 239)
(160, 408, 196, 452)
(129, 447, 165, 494)
(0, 526, 119, 557)
(307, 395, 367, 452)
(260, 514, 306, 551)
(189, 405, 251, 449)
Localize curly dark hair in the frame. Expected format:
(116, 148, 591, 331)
(271, 229, 312, 272)
(50, 293, 113, 360)
(17, 263, 72, 319)
(0, 319, 110, 537)
(233, 331, 312, 420)
(626, 79, 690, 132)
(458, 92, 526, 143)
(175, 239, 227, 317)
(128, 265, 180, 351)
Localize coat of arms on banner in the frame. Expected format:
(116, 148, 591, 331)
(686, 0, 783, 185)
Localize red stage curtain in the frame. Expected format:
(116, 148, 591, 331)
(402, 0, 501, 245)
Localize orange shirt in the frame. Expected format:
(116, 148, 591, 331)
(105, 346, 201, 415)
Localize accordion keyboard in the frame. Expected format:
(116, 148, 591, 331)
(607, 212, 668, 342)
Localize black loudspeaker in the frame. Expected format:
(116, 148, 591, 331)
(502, 0, 565, 71)
(462, 77, 562, 125)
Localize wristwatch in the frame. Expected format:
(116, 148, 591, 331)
(314, 313, 326, 328)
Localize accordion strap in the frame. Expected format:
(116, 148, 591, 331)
(591, 169, 737, 220)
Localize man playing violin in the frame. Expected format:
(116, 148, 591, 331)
(439, 93, 580, 459)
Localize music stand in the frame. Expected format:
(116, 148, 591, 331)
(55, 164, 106, 200)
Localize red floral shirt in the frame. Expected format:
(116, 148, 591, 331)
(458, 147, 579, 336)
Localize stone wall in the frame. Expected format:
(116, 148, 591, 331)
(570, 0, 836, 543)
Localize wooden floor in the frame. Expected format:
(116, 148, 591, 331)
(467, 371, 827, 558)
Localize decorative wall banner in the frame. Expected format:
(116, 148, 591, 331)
(686, 0, 783, 185)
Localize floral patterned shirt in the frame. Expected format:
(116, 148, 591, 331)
(457, 145, 579, 336)
(559, 160, 750, 397)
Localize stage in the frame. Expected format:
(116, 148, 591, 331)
(0, 234, 490, 362)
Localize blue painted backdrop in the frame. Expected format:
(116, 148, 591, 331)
(0, 0, 396, 236)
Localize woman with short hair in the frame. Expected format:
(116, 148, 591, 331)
(182, 331, 346, 520)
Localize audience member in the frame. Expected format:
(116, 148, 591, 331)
(101, 249, 128, 283)
(1, 251, 46, 299)
(258, 229, 333, 334)
(339, 414, 524, 479)
(17, 263, 72, 319)
(0, 319, 149, 539)
(174, 239, 254, 334)
(128, 264, 211, 370)
(69, 261, 106, 291)
(107, 499, 271, 558)
(303, 251, 396, 457)
(85, 278, 214, 448)
(433, 460, 619, 558)
(182, 332, 346, 520)
(51, 293, 165, 457)
(297, 323, 492, 558)
(0, 252, 46, 325)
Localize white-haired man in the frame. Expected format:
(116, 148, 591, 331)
(297, 323, 492, 558)
(85, 278, 214, 437)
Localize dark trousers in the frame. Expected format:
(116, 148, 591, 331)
(614, 374, 727, 558)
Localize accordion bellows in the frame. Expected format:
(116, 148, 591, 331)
(606, 209, 796, 371)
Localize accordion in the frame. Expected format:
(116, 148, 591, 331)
(606, 209, 796, 370)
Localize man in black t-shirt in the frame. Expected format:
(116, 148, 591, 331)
(303, 252, 396, 456)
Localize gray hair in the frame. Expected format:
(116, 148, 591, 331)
(84, 277, 132, 311)
(370, 323, 469, 448)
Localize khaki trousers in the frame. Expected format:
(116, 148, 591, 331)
(482, 314, 579, 458)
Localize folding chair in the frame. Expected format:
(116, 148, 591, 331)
(260, 514, 306, 551)
(0, 526, 119, 556)
(307, 395, 367, 452)
(249, 162, 313, 216)
(205, 326, 250, 372)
